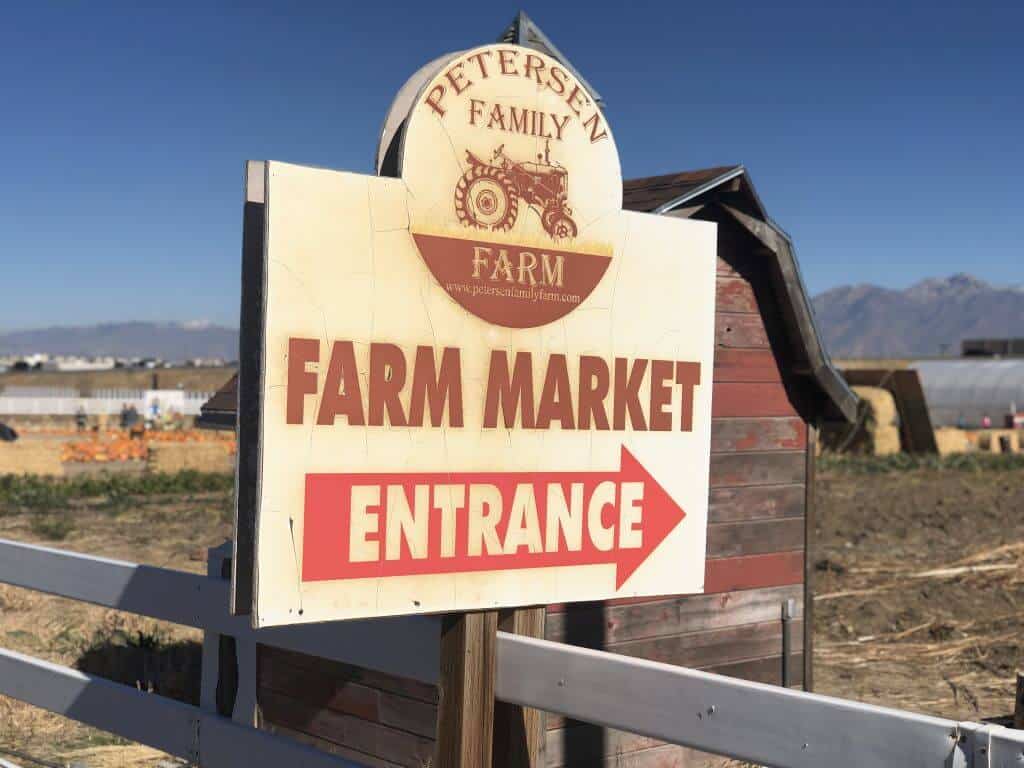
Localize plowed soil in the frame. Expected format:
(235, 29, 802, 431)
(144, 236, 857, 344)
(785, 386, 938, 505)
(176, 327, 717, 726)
(813, 468, 1024, 720)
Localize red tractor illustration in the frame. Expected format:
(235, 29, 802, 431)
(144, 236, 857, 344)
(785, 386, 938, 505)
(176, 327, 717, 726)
(454, 142, 578, 240)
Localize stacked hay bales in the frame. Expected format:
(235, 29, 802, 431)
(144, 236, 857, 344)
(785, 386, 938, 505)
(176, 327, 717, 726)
(970, 429, 1020, 454)
(147, 442, 233, 474)
(819, 386, 901, 455)
(856, 386, 902, 455)
(934, 427, 971, 455)
(0, 442, 64, 476)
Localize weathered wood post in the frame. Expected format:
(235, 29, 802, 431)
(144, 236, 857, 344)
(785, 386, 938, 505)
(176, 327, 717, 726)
(436, 611, 499, 767)
(493, 607, 547, 767)
(435, 606, 545, 767)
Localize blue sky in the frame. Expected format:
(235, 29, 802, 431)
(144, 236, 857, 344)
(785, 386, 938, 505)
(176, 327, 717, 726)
(1, 1, 1021, 330)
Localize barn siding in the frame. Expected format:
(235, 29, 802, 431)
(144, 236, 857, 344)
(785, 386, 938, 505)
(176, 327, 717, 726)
(254, 218, 813, 767)
(546, 221, 810, 766)
(256, 645, 439, 768)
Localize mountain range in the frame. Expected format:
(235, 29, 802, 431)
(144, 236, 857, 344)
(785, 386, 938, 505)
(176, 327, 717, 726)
(811, 274, 1024, 358)
(0, 322, 238, 361)
(2, 274, 1021, 361)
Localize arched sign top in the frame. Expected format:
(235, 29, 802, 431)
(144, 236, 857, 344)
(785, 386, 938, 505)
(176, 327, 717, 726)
(395, 44, 623, 328)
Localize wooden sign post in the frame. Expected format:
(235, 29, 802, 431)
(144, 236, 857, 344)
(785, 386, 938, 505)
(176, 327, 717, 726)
(437, 610, 499, 766)
(232, 41, 718, 767)
(492, 607, 547, 767)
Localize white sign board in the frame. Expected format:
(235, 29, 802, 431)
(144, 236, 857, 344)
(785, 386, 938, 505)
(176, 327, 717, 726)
(240, 45, 717, 627)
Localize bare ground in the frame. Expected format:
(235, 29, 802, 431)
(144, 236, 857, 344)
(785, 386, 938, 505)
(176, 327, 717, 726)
(813, 468, 1024, 720)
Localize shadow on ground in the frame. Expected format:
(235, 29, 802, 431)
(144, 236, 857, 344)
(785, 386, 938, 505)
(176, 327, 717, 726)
(75, 632, 202, 705)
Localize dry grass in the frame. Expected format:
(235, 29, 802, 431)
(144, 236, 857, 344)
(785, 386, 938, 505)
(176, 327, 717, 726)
(0, 485, 232, 766)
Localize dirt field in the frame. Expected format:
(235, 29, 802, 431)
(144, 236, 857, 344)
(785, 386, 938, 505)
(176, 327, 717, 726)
(0, 366, 235, 395)
(813, 463, 1024, 720)
(0, 463, 1020, 765)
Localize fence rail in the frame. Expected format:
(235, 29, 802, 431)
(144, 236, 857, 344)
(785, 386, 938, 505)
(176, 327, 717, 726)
(0, 391, 214, 417)
(0, 536, 1022, 767)
(0, 539, 440, 683)
(0, 648, 363, 768)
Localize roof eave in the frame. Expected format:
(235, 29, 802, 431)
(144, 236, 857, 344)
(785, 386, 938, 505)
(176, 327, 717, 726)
(651, 166, 747, 215)
(720, 203, 858, 423)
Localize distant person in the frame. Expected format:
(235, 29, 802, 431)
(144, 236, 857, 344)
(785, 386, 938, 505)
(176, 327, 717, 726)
(75, 406, 87, 432)
(121, 404, 140, 428)
(982, 414, 992, 429)
(119, 403, 130, 429)
(125, 405, 144, 438)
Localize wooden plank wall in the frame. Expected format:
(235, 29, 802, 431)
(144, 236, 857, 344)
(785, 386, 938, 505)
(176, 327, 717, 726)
(258, 644, 438, 768)
(255, 222, 811, 767)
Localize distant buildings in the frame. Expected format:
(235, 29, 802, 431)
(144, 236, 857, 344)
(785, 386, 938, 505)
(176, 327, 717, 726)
(0, 353, 229, 372)
(961, 338, 1024, 358)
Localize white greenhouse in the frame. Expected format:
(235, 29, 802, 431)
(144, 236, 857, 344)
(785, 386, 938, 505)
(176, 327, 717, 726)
(913, 359, 1024, 427)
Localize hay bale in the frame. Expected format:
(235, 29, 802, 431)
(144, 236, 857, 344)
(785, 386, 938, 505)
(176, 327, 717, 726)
(852, 386, 898, 427)
(147, 442, 233, 474)
(872, 425, 901, 455)
(819, 386, 902, 455)
(0, 442, 64, 476)
(985, 430, 1018, 454)
(934, 428, 971, 456)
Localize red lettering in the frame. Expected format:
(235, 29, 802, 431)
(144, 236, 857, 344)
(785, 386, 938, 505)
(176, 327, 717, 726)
(583, 112, 609, 143)
(368, 343, 408, 427)
(409, 346, 464, 428)
(578, 356, 610, 430)
(649, 359, 675, 431)
(444, 62, 471, 95)
(424, 83, 446, 117)
(613, 358, 648, 431)
(483, 350, 535, 428)
(676, 362, 701, 432)
(523, 53, 546, 85)
(466, 50, 492, 79)
(317, 341, 365, 426)
(536, 354, 575, 429)
(286, 337, 319, 425)
(498, 48, 519, 75)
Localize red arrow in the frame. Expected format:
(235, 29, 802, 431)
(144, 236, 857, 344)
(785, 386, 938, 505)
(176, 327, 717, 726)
(302, 446, 685, 590)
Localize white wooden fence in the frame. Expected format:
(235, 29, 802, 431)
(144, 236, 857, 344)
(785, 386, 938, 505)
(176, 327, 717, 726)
(0, 536, 1022, 767)
(0, 388, 213, 417)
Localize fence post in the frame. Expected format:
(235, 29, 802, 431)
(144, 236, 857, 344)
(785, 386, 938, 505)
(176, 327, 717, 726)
(201, 543, 258, 725)
(493, 607, 547, 767)
(1014, 671, 1024, 729)
(781, 597, 796, 688)
(199, 545, 228, 713)
(435, 611, 499, 767)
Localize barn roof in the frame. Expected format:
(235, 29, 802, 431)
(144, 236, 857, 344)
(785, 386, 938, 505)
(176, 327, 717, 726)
(624, 165, 856, 422)
(624, 166, 754, 215)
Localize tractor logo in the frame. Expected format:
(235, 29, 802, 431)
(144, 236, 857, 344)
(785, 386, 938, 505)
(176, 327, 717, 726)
(454, 142, 578, 241)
